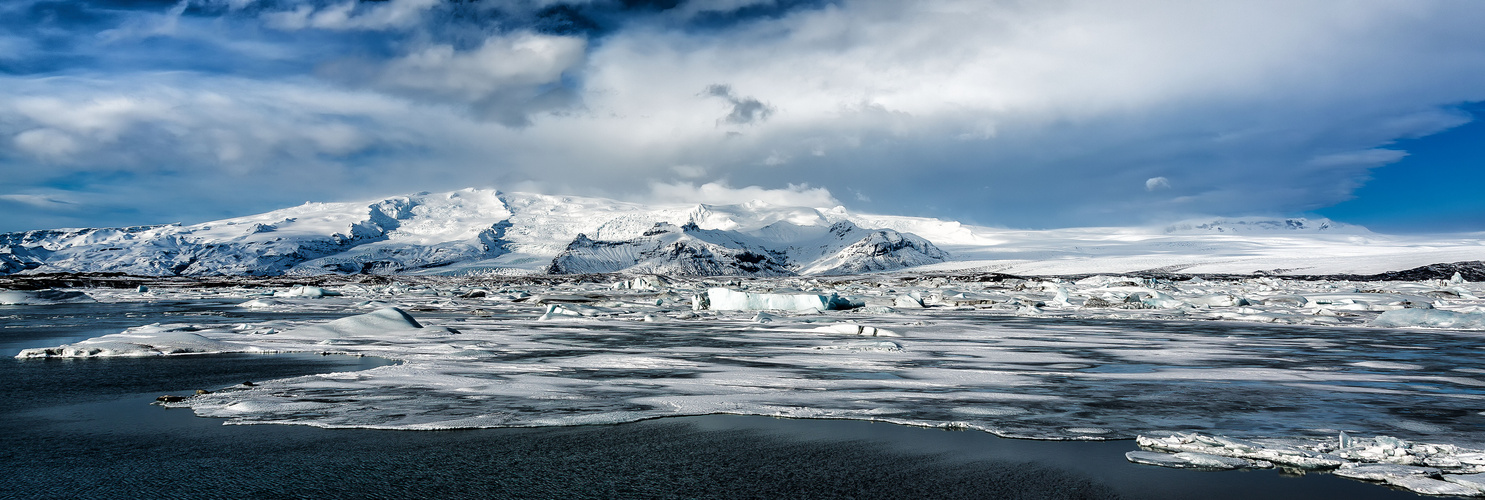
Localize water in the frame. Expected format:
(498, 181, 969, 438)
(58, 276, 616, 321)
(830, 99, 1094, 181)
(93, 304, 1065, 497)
(0, 301, 1436, 498)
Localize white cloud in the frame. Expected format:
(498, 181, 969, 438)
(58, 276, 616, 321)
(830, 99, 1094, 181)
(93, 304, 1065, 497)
(13, 129, 80, 160)
(1145, 177, 1170, 191)
(646, 181, 840, 207)
(1307, 149, 1409, 168)
(98, 0, 189, 42)
(0, 193, 77, 208)
(262, 0, 440, 31)
(378, 33, 585, 101)
(0, 75, 405, 171)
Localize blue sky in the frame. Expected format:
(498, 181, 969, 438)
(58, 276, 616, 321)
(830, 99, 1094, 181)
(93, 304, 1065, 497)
(2, 0, 1484, 233)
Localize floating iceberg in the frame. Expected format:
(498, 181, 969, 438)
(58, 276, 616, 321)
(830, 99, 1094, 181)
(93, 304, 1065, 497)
(703, 288, 855, 312)
(812, 323, 901, 337)
(274, 285, 341, 298)
(1124, 451, 1268, 470)
(1373, 309, 1485, 330)
(15, 324, 248, 358)
(283, 308, 454, 339)
(0, 289, 95, 305)
(238, 298, 287, 308)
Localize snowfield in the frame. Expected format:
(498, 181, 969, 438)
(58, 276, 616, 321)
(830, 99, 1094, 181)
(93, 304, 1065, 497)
(11, 270, 1485, 496)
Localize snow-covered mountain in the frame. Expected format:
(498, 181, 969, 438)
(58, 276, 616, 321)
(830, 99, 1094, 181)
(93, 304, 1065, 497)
(0, 189, 949, 277)
(547, 220, 947, 276)
(1, 187, 1480, 277)
(1162, 217, 1366, 235)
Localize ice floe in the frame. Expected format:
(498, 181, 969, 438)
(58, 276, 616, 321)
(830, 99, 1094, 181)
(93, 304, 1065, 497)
(0, 289, 95, 305)
(16, 323, 251, 358)
(1132, 432, 1485, 496)
(703, 287, 855, 312)
(1374, 309, 1485, 330)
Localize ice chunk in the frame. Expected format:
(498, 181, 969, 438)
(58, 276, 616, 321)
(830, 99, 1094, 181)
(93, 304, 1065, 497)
(274, 285, 341, 298)
(1445, 473, 1485, 492)
(238, 298, 286, 308)
(1186, 294, 1243, 307)
(612, 275, 669, 290)
(813, 323, 900, 337)
(1140, 291, 1186, 309)
(1332, 463, 1441, 481)
(1385, 475, 1480, 496)
(0, 289, 95, 305)
(1373, 309, 1485, 330)
(1258, 295, 1309, 307)
(287, 308, 431, 338)
(705, 288, 853, 312)
(815, 340, 903, 351)
(1135, 433, 1346, 469)
(538, 304, 609, 321)
(1452, 272, 1468, 285)
(1052, 287, 1071, 307)
(1125, 451, 1263, 470)
(16, 324, 246, 358)
(893, 293, 925, 308)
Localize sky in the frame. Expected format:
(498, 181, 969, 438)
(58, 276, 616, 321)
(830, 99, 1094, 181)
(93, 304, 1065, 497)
(2, 0, 1484, 234)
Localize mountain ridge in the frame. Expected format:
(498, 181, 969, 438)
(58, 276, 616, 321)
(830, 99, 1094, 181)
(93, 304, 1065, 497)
(2, 188, 1480, 277)
(0, 189, 951, 277)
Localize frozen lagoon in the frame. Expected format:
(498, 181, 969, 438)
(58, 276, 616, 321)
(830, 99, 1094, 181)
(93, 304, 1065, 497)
(7, 272, 1485, 496)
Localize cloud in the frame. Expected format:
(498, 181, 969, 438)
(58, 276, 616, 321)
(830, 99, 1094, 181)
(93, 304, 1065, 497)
(0, 193, 77, 208)
(261, 0, 441, 31)
(0, 74, 412, 176)
(647, 181, 839, 207)
(3, 0, 1485, 232)
(1307, 149, 1409, 168)
(98, 0, 189, 42)
(703, 84, 775, 126)
(670, 164, 708, 178)
(1145, 177, 1170, 191)
(320, 32, 587, 126)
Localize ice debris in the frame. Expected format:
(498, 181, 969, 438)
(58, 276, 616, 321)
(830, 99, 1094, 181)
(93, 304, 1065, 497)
(1134, 432, 1485, 496)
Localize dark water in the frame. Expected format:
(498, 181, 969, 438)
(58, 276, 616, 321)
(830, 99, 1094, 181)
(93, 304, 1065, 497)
(0, 303, 1431, 499)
